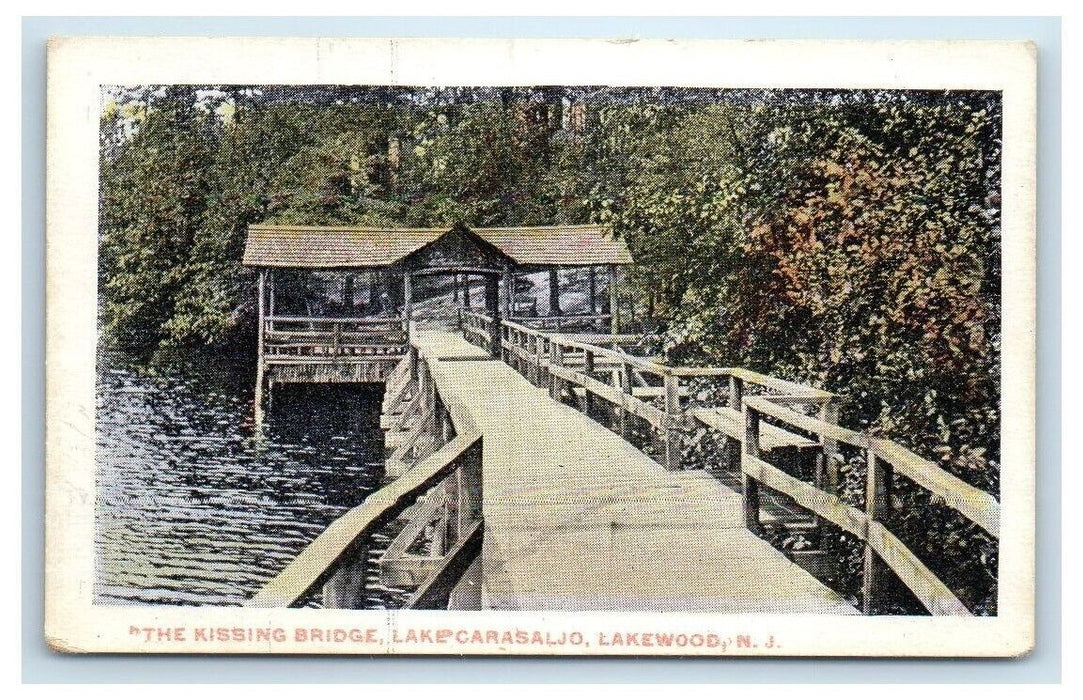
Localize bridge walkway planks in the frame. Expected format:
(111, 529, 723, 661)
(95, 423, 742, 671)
(414, 330, 858, 614)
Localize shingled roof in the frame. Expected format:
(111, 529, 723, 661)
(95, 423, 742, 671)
(242, 223, 633, 268)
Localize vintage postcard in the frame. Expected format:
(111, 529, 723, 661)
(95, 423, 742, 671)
(44, 37, 1036, 656)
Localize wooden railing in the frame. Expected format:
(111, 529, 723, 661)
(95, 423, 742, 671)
(246, 353, 483, 610)
(741, 397, 999, 615)
(262, 315, 407, 361)
(458, 309, 498, 356)
(468, 312, 830, 471)
(458, 311, 1000, 616)
(508, 313, 611, 332)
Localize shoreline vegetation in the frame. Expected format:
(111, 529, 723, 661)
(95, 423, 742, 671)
(99, 85, 1001, 614)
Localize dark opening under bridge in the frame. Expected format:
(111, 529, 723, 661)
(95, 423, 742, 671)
(241, 224, 1000, 615)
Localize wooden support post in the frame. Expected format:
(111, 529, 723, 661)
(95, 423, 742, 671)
(486, 275, 501, 358)
(588, 265, 597, 315)
(728, 375, 744, 410)
(452, 273, 459, 303)
(463, 274, 471, 309)
(343, 273, 354, 311)
(491, 318, 502, 361)
(322, 546, 368, 609)
(404, 272, 414, 340)
(662, 373, 682, 471)
(436, 395, 454, 445)
(549, 342, 564, 402)
(419, 357, 435, 414)
(812, 450, 827, 530)
(618, 361, 632, 439)
(582, 349, 596, 415)
(549, 268, 561, 317)
(861, 450, 893, 615)
(456, 440, 483, 535)
(534, 335, 546, 387)
(368, 270, 379, 311)
(408, 344, 419, 382)
(254, 269, 267, 426)
(608, 265, 621, 334)
(742, 402, 762, 534)
(819, 401, 840, 491)
(267, 269, 275, 319)
(502, 268, 513, 321)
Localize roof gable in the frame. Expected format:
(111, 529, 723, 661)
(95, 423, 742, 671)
(400, 224, 516, 271)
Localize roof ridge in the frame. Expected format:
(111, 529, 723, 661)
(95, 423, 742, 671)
(473, 224, 608, 230)
(248, 224, 446, 232)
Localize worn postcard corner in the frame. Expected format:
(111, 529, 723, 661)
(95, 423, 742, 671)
(44, 36, 1036, 657)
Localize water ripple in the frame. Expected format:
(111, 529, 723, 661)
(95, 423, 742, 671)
(95, 355, 385, 607)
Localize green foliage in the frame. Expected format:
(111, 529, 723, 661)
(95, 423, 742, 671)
(99, 87, 1002, 612)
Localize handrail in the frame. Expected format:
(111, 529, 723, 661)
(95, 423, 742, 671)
(248, 351, 483, 609)
(743, 397, 1000, 536)
(740, 396, 999, 615)
(265, 315, 404, 325)
(245, 430, 481, 608)
(464, 312, 835, 471)
(457, 309, 995, 615)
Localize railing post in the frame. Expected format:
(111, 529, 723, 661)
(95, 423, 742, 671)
(530, 332, 540, 386)
(419, 357, 435, 416)
(662, 373, 682, 470)
(582, 349, 596, 415)
(861, 447, 893, 615)
(408, 344, 419, 381)
(549, 342, 564, 401)
(322, 545, 368, 609)
(741, 401, 762, 535)
(254, 269, 267, 427)
(489, 317, 501, 359)
(618, 360, 632, 439)
(728, 374, 744, 410)
(819, 401, 840, 491)
(457, 439, 483, 536)
(436, 394, 454, 445)
(431, 485, 449, 558)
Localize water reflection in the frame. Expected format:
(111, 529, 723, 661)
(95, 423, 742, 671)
(94, 353, 384, 607)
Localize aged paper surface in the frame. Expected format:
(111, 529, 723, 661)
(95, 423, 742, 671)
(45, 37, 1035, 655)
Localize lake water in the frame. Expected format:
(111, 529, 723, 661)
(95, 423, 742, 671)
(94, 352, 386, 607)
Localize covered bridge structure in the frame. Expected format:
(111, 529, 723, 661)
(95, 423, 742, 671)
(242, 223, 633, 413)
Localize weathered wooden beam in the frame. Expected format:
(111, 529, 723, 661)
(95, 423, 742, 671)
(268, 269, 276, 317)
(741, 403, 762, 534)
(728, 375, 743, 410)
(690, 407, 818, 451)
(608, 265, 621, 334)
(588, 265, 597, 315)
(871, 439, 1000, 537)
(549, 268, 562, 317)
(322, 545, 368, 609)
(741, 452, 868, 538)
(866, 522, 972, 616)
(618, 360, 632, 439)
(403, 520, 484, 610)
(254, 269, 267, 426)
(662, 373, 682, 470)
(582, 349, 596, 415)
(862, 452, 890, 614)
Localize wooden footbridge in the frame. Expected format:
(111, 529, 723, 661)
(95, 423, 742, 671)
(241, 223, 1000, 615)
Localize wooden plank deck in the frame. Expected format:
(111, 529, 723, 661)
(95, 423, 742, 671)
(414, 331, 858, 614)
